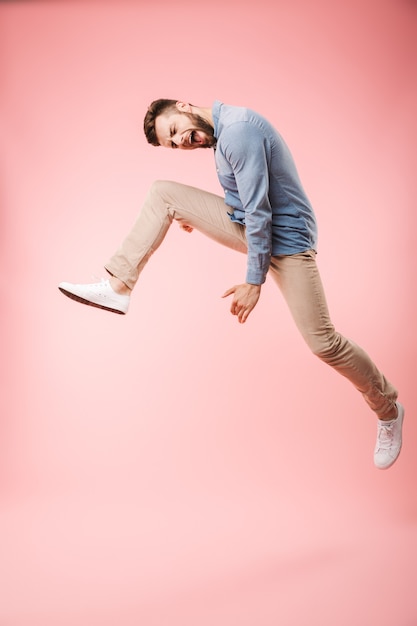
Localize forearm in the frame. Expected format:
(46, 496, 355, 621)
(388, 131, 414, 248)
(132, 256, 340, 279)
(245, 224, 272, 285)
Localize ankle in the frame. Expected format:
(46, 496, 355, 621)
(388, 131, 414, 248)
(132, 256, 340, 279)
(109, 276, 131, 296)
(379, 406, 398, 422)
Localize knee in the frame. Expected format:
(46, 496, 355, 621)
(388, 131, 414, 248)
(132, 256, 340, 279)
(148, 179, 171, 198)
(307, 331, 343, 362)
(147, 180, 188, 210)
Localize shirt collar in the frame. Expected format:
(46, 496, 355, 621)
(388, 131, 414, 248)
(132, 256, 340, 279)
(212, 100, 222, 139)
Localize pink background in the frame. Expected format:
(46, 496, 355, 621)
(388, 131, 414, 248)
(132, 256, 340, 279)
(1, 1, 416, 624)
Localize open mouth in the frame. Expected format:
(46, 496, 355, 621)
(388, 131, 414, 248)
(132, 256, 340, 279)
(188, 130, 203, 147)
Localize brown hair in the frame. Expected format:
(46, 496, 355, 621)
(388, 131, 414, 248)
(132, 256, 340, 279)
(143, 99, 178, 146)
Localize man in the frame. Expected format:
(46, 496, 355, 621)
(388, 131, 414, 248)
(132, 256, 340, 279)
(59, 99, 404, 470)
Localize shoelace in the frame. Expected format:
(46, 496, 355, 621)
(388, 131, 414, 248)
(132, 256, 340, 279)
(91, 275, 109, 287)
(376, 421, 395, 450)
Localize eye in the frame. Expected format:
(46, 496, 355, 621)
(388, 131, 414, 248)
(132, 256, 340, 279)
(170, 127, 178, 149)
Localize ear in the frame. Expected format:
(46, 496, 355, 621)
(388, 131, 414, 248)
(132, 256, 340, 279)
(176, 101, 192, 113)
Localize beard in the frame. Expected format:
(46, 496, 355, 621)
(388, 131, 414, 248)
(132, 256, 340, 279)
(186, 112, 217, 148)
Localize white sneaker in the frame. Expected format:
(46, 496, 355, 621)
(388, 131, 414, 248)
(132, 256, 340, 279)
(374, 401, 405, 470)
(58, 279, 130, 314)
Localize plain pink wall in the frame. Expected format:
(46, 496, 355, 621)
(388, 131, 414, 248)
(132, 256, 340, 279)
(1, 1, 416, 625)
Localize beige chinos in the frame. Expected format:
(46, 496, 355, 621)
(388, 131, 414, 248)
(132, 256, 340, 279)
(105, 180, 397, 420)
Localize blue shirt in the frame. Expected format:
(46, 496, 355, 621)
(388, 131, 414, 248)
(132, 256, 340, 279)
(212, 101, 318, 285)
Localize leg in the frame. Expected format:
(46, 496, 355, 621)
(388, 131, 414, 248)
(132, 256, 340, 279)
(105, 180, 247, 290)
(268, 250, 398, 421)
(59, 180, 247, 313)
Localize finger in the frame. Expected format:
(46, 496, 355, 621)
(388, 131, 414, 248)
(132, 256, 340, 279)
(240, 307, 250, 323)
(222, 287, 236, 298)
(234, 302, 245, 318)
(239, 303, 254, 323)
(231, 299, 242, 316)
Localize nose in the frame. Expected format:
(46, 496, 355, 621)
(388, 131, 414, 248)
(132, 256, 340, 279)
(172, 133, 182, 148)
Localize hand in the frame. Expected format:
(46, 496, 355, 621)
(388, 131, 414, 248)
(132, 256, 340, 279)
(222, 283, 261, 324)
(179, 223, 194, 233)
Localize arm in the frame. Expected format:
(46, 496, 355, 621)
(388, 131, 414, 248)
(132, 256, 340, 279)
(222, 123, 272, 322)
(224, 122, 273, 285)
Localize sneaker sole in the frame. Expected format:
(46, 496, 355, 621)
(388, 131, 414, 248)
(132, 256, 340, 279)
(58, 287, 126, 315)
